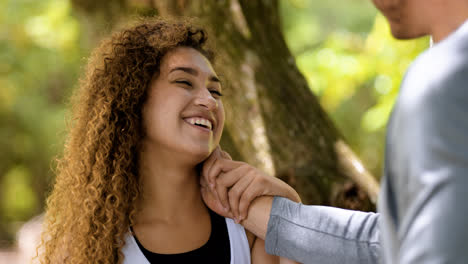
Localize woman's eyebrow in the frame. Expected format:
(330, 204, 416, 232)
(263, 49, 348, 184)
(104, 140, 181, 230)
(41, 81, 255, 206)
(169, 66, 220, 83)
(170, 66, 198, 76)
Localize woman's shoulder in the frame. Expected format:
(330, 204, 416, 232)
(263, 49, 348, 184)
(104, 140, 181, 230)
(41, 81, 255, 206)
(223, 217, 252, 264)
(121, 232, 150, 264)
(245, 229, 256, 249)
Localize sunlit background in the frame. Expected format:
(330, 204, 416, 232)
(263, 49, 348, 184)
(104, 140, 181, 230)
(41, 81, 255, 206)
(0, 0, 428, 253)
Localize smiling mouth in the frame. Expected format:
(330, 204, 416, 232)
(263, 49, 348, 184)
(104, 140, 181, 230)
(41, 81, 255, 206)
(184, 117, 213, 131)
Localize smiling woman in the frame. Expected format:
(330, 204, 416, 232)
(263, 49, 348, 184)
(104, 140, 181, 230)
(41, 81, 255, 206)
(35, 18, 295, 264)
(141, 47, 225, 163)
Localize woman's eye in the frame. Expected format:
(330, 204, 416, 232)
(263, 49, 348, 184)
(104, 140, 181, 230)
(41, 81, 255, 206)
(175, 80, 192, 87)
(209, 90, 223, 97)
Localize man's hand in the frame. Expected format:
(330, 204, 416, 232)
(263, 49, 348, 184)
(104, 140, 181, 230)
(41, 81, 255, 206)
(200, 147, 233, 218)
(200, 175, 234, 219)
(201, 147, 300, 223)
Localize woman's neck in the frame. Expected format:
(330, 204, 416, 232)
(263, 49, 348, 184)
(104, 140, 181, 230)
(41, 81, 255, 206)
(136, 144, 206, 224)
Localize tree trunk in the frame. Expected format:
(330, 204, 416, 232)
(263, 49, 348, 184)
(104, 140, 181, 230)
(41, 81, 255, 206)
(71, 0, 380, 210)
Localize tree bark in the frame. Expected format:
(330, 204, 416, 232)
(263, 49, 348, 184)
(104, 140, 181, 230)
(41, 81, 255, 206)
(71, 0, 380, 210)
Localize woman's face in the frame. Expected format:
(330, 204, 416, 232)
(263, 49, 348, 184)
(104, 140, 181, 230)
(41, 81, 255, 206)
(142, 47, 225, 163)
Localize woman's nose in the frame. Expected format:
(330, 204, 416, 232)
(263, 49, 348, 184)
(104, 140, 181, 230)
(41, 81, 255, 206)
(194, 89, 218, 110)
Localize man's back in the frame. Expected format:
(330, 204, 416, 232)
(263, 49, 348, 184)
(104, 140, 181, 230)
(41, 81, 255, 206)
(380, 19, 468, 263)
(263, 20, 468, 264)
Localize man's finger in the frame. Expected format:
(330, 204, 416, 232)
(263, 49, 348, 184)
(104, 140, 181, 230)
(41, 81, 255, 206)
(215, 172, 231, 212)
(207, 158, 242, 188)
(227, 172, 255, 222)
(221, 150, 232, 160)
(215, 163, 248, 187)
(201, 186, 233, 219)
(202, 146, 222, 187)
(238, 178, 265, 221)
(214, 166, 246, 212)
(200, 176, 208, 188)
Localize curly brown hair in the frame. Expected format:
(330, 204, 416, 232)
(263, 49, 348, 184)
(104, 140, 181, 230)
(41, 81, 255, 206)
(37, 18, 214, 264)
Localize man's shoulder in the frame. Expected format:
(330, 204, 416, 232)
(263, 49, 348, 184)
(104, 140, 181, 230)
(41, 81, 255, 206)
(399, 41, 468, 112)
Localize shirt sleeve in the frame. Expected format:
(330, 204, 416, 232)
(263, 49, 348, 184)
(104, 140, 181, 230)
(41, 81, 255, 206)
(265, 197, 381, 264)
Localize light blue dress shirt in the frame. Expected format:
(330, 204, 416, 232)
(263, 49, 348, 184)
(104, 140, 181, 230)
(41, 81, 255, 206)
(265, 19, 468, 264)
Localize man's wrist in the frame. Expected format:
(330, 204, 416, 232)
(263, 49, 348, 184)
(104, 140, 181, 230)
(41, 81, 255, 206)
(240, 195, 274, 240)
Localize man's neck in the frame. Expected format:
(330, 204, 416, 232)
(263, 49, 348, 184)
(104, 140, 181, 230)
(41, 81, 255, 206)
(429, 2, 468, 43)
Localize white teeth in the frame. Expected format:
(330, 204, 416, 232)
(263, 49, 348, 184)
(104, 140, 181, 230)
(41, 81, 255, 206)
(186, 117, 212, 130)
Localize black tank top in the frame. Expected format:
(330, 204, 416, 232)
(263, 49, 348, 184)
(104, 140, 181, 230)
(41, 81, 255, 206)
(133, 209, 231, 263)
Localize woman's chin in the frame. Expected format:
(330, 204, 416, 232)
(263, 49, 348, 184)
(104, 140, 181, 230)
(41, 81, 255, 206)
(195, 151, 212, 164)
(175, 142, 216, 166)
(183, 148, 212, 165)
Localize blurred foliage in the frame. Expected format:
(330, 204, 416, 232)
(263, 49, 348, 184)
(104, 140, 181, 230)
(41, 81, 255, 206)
(0, 0, 428, 245)
(0, 0, 82, 244)
(280, 0, 428, 177)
